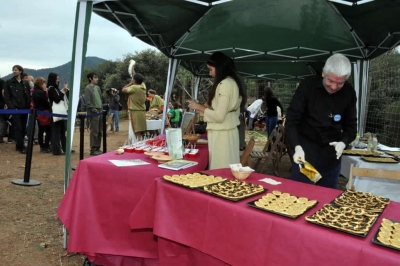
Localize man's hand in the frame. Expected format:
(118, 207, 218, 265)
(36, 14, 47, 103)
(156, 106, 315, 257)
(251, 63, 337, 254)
(329, 141, 346, 159)
(293, 145, 305, 164)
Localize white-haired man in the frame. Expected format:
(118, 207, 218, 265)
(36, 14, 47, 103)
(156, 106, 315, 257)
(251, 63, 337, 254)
(285, 53, 357, 188)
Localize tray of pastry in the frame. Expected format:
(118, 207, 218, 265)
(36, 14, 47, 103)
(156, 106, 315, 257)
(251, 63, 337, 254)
(333, 190, 390, 214)
(247, 190, 318, 219)
(342, 150, 380, 156)
(305, 204, 379, 237)
(198, 180, 265, 202)
(361, 156, 399, 163)
(162, 173, 226, 189)
(371, 218, 400, 251)
(385, 151, 400, 157)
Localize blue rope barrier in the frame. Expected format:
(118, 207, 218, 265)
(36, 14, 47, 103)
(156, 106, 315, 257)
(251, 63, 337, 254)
(0, 109, 31, 115)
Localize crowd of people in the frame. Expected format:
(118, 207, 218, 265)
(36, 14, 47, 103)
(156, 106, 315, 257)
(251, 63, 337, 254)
(0, 66, 70, 155)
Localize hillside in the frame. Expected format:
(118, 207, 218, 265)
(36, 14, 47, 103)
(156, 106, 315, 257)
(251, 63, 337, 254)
(2, 56, 106, 83)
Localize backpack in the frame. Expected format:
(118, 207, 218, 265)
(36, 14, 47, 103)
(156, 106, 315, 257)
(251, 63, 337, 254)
(78, 95, 86, 112)
(170, 109, 176, 119)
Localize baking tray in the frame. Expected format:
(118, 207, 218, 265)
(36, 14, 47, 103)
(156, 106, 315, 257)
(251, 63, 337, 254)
(161, 173, 225, 190)
(361, 156, 399, 163)
(246, 199, 318, 219)
(371, 219, 400, 251)
(197, 182, 266, 202)
(342, 150, 380, 156)
(305, 204, 379, 237)
(332, 190, 390, 214)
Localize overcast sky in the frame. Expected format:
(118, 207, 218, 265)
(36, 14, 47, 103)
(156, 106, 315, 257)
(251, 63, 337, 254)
(0, 0, 154, 78)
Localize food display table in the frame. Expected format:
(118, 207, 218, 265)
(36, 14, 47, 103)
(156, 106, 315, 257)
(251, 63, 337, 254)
(340, 145, 400, 202)
(130, 168, 400, 266)
(57, 145, 208, 265)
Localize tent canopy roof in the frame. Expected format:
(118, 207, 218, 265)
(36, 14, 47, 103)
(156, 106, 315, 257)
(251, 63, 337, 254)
(93, 0, 400, 80)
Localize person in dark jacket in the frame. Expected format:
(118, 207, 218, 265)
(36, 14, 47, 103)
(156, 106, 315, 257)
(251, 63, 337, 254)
(4, 65, 31, 153)
(32, 77, 51, 153)
(107, 88, 120, 132)
(264, 87, 284, 137)
(285, 53, 357, 189)
(47, 72, 68, 155)
(0, 78, 6, 143)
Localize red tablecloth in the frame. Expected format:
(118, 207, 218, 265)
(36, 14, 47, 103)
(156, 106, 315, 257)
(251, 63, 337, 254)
(130, 168, 400, 266)
(57, 145, 208, 265)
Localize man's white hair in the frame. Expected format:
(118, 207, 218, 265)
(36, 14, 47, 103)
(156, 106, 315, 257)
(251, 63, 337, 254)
(323, 53, 351, 79)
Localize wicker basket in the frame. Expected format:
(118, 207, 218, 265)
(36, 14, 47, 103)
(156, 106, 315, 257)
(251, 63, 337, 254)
(231, 170, 253, 180)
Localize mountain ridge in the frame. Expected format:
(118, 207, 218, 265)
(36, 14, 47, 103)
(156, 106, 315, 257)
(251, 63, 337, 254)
(1, 56, 106, 83)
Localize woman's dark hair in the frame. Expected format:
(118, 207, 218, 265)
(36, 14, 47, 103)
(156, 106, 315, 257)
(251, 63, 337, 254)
(264, 87, 275, 101)
(47, 72, 59, 89)
(206, 52, 246, 108)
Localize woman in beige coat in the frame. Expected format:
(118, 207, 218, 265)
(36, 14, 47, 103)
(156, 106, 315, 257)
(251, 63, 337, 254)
(187, 52, 246, 169)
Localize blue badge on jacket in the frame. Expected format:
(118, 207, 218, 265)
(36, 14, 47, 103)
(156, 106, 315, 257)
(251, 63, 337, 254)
(334, 114, 341, 122)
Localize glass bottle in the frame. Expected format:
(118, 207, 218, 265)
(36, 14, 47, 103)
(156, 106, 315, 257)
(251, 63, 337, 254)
(367, 134, 373, 151)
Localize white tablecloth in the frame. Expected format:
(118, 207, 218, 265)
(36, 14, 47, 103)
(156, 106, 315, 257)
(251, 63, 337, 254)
(341, 146, 400, 202)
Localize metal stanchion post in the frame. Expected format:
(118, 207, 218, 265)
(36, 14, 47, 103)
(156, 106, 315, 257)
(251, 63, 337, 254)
(12, 108, 41, 186)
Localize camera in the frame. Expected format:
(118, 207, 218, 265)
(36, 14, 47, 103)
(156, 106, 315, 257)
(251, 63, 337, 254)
(106, 88, 119, 95)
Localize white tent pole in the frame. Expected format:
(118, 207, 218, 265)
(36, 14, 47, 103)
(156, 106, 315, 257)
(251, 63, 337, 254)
(193, 76, 201, 101)
(359, 60, 370, 136)
(63, 0, 93, 249)
(353, 60, 360, 133)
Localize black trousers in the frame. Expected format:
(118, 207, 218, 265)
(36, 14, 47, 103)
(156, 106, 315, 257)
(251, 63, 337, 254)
(13, 114, 27, 150)
(51, 120, 66, 154)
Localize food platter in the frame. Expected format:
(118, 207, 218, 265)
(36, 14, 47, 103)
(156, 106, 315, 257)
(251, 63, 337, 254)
(197, 180, 265, 202)
(162, 173, 226, 190)
(371, 218, 400, 251)
(342, 150, 380, 156)
(333, 190, 390, 214)
(247, 190, 318, 219)
(385, 151, 400, 157)
(361, 156, 399, 163)
(305, 204, 379, 237)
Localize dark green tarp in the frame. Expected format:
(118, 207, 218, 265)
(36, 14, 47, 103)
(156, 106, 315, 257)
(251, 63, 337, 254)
(93, 0, 400, 80)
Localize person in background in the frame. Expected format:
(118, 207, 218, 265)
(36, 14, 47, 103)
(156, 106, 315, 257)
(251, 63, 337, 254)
(84, 72, 103, 156)
(238, 87, 248, 151)
(122, 72, 147, 141)
(247, 96, 264, 130)
(171, 93, 178, 103)
(48, 72, 68, 155)
(107, 87, 120, 132)
(0, 78, 6, 143)
(4, 65, 30, 154)
(25, 75, 39, 144)
(32, 77, 51, 153)
(147, 89, 164, 113)
(187, 51, 246, 169)
(168, 102, 181, 128)
(285, 53, 357, 189)
(265, 87, 284, 137)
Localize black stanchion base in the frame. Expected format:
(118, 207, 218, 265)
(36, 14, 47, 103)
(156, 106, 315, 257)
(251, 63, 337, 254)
(71, 166, 77, 171)
(11, 179, 41, 186)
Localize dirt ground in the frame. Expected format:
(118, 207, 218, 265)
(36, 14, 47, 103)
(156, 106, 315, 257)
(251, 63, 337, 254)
(0, 119, 131, 266)
(0, 119, 347, 266)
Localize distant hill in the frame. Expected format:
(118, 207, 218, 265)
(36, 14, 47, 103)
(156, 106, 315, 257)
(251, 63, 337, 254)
(2, 56, 106, 83)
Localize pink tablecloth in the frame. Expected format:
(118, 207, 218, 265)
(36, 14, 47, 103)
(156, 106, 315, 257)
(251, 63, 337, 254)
(57, 146, 208, 265)
(130, 168, 400, 266)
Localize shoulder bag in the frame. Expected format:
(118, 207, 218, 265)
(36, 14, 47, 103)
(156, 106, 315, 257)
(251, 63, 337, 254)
(52, 88, 69, 122)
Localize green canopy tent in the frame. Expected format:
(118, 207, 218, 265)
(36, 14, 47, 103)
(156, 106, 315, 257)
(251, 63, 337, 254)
(63, 0, 400, 246)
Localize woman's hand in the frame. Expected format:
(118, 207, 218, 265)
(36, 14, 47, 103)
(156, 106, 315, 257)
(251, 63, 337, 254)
(186, 100, 206, 113)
